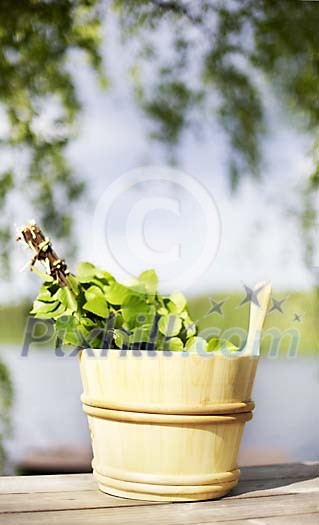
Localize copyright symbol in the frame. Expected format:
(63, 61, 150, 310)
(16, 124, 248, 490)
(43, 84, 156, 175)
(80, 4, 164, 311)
(92, 165, 221, 293)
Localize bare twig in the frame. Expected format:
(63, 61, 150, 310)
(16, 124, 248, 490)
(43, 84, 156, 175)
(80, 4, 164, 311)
(16, 221, 70, 286)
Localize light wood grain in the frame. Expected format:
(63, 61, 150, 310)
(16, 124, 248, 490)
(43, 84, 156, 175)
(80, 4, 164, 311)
(0, 493, 318, 524)
(79, 350, 259, 415)
(0, 473, 96, 494)
(82, 403, 253, 424)
(86, 405, 247, 500)
(1, 462, 315, 493)
(244, 281, 272, 356)
(79, 349, 260, 500)
(232, 476, 319, 497)
(0, 489, 161, 513)
(1, 464, 318, 524)
(217, 516, 319, 525)
(240, 462, 319, 481)
(1, 476, 317, 513)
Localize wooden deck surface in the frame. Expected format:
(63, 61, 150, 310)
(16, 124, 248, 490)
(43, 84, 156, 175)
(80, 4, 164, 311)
(0, 462, 318, 524)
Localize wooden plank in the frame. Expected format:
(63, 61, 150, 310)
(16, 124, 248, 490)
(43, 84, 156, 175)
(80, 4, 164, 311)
(0, 473, 97, 494)
(1, 463, 317, 495)
(0, 477, 318, 514)
(0, 493, 318, 524)
(231, 476, 319, 498)
(240, 462, 319, 481)
(0, 489, 162, 513)
(1, 464, 318, 524)
(208, 516, 319, 525)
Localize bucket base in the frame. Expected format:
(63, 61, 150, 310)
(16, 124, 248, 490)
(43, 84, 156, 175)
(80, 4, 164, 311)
(95, 471, 238, 502)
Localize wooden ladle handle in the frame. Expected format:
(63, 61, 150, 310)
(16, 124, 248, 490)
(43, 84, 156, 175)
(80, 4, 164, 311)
(244, 282, 272, 356)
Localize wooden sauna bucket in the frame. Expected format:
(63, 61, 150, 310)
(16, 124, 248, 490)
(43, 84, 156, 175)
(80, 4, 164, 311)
(79, 349, 259, 502)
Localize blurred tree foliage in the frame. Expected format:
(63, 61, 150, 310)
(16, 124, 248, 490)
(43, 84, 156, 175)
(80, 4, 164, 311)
(0, 0, 104, 473)
(0, 0, 318, 268)
(0, 0, 105, 271)
(113, 0, 319, 265)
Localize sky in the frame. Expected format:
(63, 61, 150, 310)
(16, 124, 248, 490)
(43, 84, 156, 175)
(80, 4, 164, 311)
(5, 14, 316, 302)
(69, 96, 313, 296)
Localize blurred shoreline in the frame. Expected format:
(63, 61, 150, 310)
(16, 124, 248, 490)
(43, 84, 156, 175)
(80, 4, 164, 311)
(1, 288, 317, 355)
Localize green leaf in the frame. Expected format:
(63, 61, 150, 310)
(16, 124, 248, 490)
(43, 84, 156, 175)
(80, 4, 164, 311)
(185, 336, 208, 352)
(80, 317, 96, 330)
(84, 285, 105, 302)
(206, 338, 221, 352)
(65, 288, 78, 312)
(76, 263, 99, 283)
(129, 325, 152, 344)
(50, 303, 68, 319)
(77, 275, 96, 284)
(122, 295, 149, 323)
(207, 338, 238, 352)
(55, 287, 78, 312)
(113, 328, 130, 348)
(31, 266, 54, 283)
(122, 276, 146, 294)
(158, 314, 182, 337)
(76, 262, 97, 277)
(83, 296, 109, 318)
(37, 286, 55, 302)
(157, 306, 168, 315)
(138, 269, 158, 295)
(165, 337, 184, 352)
(91, 277, 108, 290)
(167, 292, 187, 313)
(76, 262, 113, 283)
(105, 281, 131, 305)
(56, 316, 83, 346)
(66, 275, 80, 295)
(83, 286, 109, 317)
(31, 300, 60, 315)
(32, 300, 68, 320)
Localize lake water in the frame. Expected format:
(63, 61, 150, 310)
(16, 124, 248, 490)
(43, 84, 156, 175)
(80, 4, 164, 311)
(1, 345, 318, 468)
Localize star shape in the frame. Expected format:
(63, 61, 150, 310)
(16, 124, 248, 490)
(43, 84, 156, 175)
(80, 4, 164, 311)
(292, 312, 304, 323)
(185, 320, 198, 334)
(239, 283, 265, 308)
(204, 297, 227, 317)
(268, 296, 288, 315)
